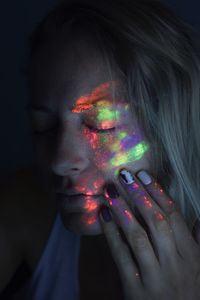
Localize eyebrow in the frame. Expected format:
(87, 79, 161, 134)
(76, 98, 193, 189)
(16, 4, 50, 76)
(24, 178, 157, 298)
(26, 81, 116, 114)
(72, 81, 114, 113)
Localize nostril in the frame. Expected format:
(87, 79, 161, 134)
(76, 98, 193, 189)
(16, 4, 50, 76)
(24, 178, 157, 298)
(51, 156, 90, 176)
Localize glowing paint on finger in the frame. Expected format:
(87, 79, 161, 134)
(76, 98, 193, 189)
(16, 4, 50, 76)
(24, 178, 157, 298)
(143, 196, 153, 209)
(124, 209, 133, 221)
(132, 182, 140, 190)
(155, 211, 165, 221)
(167, 200, 174, 206)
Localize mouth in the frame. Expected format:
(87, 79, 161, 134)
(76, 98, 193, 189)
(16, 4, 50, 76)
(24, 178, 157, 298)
(56, 193, 105, 214)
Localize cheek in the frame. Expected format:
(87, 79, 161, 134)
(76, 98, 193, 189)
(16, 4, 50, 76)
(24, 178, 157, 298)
(83, 128, 150, 173)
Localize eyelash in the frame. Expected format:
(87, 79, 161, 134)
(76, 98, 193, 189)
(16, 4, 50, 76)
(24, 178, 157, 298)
(31, 123, 116, 135)
(85, 124, 116, 133)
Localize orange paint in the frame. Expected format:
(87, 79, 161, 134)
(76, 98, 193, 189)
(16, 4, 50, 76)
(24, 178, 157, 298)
(86, 215, 97, 225)
(84, 198, 98, 212)
(72, 81, 114, 113)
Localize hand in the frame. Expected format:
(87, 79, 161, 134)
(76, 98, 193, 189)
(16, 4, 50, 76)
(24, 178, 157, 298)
(99, 169, 200, 300)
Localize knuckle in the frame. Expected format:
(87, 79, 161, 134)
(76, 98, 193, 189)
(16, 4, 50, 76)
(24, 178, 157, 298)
(131, 229, 148, 249)
(153, 212, 170, 232)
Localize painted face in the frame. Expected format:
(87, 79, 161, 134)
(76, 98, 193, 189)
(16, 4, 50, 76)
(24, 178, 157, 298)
(71, 81, 149, 176)
(28, 32, 152, 235)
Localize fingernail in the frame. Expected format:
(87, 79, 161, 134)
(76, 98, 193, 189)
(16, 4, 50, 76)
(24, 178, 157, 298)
(100, 205, 112, 222)
(137, 170, 152, 185)
(105, 183, 119, 198)
(119, 169, 135, 184)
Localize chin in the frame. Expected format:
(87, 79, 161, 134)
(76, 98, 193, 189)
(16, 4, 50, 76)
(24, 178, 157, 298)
(59, 210, 103, 235)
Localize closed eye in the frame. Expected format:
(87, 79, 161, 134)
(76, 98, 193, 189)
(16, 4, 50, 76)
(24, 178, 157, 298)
(85, 124, 116, 133)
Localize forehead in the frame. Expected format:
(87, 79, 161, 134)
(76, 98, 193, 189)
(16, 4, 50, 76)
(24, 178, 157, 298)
(28, 31, 124, 112)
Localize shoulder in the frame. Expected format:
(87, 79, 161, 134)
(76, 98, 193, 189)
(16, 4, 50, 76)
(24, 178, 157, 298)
(0, 167, 57, 274)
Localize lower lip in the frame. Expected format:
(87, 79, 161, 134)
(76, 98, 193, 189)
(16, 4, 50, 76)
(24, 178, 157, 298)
(56, 194, 103, 213)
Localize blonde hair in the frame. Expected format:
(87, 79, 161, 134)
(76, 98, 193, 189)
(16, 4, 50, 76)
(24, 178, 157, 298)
(27, 0, 200, 231)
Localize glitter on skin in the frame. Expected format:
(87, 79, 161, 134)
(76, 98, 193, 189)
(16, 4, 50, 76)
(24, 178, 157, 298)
(72, 80, 150, 172)
(74, 176, 104, 196)
(70, 80, 151, 226)
(96, 106, 120, 122)
(83, 128, 98, 149)
(110, 141, 149, 167)
(83, 215, 97, 225)
(118, 131, 128, 140)
(84, 198, 98, 212)
(72, 81, 115, 113)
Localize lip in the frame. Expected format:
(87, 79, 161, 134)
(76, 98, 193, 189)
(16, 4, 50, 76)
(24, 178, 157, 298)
(56, 194, 104, 213)
(57, 192, 101, 197)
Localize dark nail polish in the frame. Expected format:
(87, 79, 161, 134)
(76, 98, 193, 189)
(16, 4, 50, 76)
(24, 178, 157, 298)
(106, 183, 119, 198)
(100, 205, 112, 222)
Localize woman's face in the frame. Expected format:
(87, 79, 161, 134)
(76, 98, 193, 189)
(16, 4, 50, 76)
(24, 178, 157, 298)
(28, 33, 153, 235)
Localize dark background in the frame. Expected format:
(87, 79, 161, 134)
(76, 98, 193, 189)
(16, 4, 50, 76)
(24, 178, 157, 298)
(0, 0, 199, 176)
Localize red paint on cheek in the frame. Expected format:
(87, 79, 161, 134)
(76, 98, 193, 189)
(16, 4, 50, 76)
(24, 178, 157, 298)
(83, 128, 99, 150)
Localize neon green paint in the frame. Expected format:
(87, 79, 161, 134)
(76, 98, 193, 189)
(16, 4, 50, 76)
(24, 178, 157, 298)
(110, 141, 149, 167)
(117, 131, 127, 140)
(97, 108, 120, 122)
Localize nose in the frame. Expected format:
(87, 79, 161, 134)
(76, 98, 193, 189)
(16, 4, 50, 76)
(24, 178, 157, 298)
(51, 125, 90, 177)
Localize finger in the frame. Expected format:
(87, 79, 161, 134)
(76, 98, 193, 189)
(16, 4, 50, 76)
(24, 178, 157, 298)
(119, 169, 180, 267)
(136, 170, 200, 260)
(99, 205, 142, 294)
(104, 185, 160, 284)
